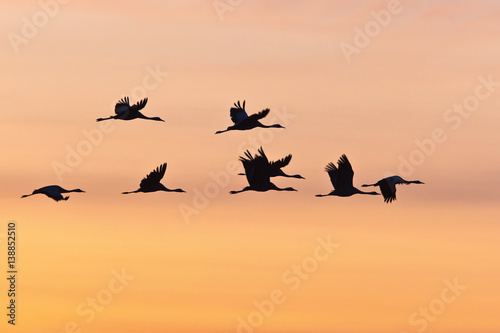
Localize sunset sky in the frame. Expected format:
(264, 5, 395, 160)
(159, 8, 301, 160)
(1, 1, 499, 332)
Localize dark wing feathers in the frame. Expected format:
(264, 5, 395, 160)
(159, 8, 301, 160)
(230, 107, 248, 124)
(115, 97, 130, 114)
(336, 154, 354, 189)
(243, 149, 254, 161)
(325, 162, 338, 189)
(256, 147, 269, 164)
(130, 98, 148, 112)
(115, 96, 147, 114)
(233, 100, 245, 110)
(270, 154, 292, 169)
(229, 100, 268, 126)
(251, 154, 271, 186)
(325, 155, 354, 190)
(140, 163, 167, 189)
(240, 108, 269, 127)
(239, 149, 271, 187)
(379, 179, 396, 203)
(253, 108, 270, 120)
(240, 150, 259, 185)
(118, 97, 130, 106)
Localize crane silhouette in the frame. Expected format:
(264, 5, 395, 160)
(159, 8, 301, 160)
(21, 185, 85, 201)
(362, 175, 424, 203)
(230, 148, 297, 194)
(96, 97, 164, 122)
(215, 100, 284, 134)
(238, 148, 304, 179)
(122, 163, 185, 194)
(316, 155, 379, 197)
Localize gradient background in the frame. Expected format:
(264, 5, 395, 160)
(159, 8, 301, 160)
(1, 1, 500, 332)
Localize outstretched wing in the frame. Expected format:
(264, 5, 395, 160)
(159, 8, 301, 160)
(130, 98, 148, 112)
(43, 186, 66, 201)
(256, 147, 270, 165)
(115, 97, 131, 114)
(326, 155, 353, 190)
(240, 149, 270, 186)
(140, 163, 167, 189)
(230, 100, 248, 124)
(325, 162, 338, 189)
(379, 179, 396, 203)
(240, 151, 255, 185)
(270, 154, 292, 170)
(336, 154, 354, 190)
(246, 108, 270, 123)
(388, 175, 406, 185)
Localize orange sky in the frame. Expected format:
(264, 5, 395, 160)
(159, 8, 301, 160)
(1, 1, 500, 333)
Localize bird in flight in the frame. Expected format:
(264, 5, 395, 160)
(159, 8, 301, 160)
(122, 163, 185, 194)
(230, 148, 297, 194)
(215, 100, 284, 134)
(238, 148, 304, 179)
(21, 185, 85, 201)
(316, 155, 379, 197)
(362, 175, 424, 203)
(96, 97, 164, 122)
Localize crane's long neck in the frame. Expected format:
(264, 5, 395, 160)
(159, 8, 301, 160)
(96, 116, 115, 122)
(274, 185, 296, 192)
(163, 188, 185, 193)
(282, 173, 304, 179)
(122, 189, 141, 194)
(229, 187, 252, 194)
(356, 188, 379, 195)
(21, 193, 36, 198)
(260, 124, 284, 129)
(215, 128, 231, 134)
(139, 114, 164, 122)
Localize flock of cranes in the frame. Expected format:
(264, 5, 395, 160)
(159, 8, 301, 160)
(21, 97, 424, 202)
